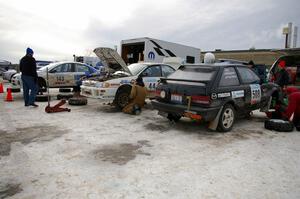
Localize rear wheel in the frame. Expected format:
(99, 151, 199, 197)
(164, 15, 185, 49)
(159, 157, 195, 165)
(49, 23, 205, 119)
(217, 104, 235, 132)
(167, 113, 181, 122)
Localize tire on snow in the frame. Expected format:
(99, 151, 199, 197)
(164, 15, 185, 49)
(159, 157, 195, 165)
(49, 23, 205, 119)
(57, 93, 74, 100)
(35, 94, 50, 102)
(264, 119, 294, 132)
(68, 97, 87, 106)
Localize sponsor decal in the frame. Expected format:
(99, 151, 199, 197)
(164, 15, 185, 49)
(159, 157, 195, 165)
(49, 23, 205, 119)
(217, 92, 231, 98)
(231, 90, 244, 98)
(250, 84, 261, 104)
(120, 80, 130, 84)
(148, 51, 155, 60)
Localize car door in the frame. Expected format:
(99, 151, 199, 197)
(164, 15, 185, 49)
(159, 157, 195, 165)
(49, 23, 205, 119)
(48, 63, 74, 87)
(140, 65, 162, 98)
(217, 66, 246, 109)
(236, 66, 262, 110)
(74, 63, 93, 86)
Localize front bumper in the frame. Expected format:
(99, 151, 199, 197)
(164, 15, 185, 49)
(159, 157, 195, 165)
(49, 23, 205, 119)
(151, 100, 221, 121)
(80, 85, 116, 101)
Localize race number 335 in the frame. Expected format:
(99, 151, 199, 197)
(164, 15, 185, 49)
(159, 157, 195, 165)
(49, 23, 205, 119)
(250, 84, 261, 104)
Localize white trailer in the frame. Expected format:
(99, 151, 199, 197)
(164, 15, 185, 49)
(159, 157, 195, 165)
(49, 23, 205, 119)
(120, 37, 201, 65)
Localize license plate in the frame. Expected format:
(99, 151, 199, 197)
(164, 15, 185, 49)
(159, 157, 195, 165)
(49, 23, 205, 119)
(171, 94, 182, 103)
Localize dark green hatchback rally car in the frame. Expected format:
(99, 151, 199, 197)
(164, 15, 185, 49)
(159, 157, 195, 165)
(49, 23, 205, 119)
(151, 63, 278, 132)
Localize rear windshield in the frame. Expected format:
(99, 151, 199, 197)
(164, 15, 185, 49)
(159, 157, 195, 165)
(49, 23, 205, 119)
(168, 66, 216, 81)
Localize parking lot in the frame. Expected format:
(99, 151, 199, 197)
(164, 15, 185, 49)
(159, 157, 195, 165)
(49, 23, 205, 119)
(0, 79, 300, 199)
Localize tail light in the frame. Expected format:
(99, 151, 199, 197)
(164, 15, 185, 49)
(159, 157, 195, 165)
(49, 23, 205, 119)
(191, 95, 210, 104)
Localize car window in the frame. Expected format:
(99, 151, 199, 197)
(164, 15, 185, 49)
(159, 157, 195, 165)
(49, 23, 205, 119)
(236, 67, 260, 84)
(142, 65, 161, 77)
(169, 66, 216, 81)
(219, 67, 240, 87)
(161, 65, 175, 77)
(75, 64, 90, 72)
(52, 63, 72, 73)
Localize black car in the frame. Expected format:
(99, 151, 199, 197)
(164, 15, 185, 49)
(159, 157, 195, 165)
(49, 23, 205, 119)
(151, 63, 278, 132)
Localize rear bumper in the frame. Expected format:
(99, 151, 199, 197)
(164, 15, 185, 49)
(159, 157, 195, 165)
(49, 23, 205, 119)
(151, 100, 220, 121)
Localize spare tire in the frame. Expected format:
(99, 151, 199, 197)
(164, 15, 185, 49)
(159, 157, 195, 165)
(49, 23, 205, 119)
(264, 119, 294, 132)
(57, 93, 74, 100)
(68, 97, 87, 106)
(59, 88, 72, 93)
(35, 94, 50, 102)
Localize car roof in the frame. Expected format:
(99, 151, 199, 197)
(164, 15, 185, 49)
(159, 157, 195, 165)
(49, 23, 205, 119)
(182, 63, 247, 69)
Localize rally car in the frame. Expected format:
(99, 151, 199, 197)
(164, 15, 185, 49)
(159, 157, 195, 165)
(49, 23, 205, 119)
(11, 61, 99, 91)
(151, 63, 278, 132)
(80, 47, 176, 108)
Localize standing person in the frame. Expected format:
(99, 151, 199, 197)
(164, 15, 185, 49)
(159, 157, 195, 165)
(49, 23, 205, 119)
(20, 47, 38, 107)
(248, 60, 266, 84)
(274, 60, 290, 88)
(122, 76, 147, 115)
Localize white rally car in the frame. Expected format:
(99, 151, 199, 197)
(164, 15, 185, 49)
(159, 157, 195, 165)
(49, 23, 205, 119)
(80, 47, 176, 108)
(11, 61, 99, 91)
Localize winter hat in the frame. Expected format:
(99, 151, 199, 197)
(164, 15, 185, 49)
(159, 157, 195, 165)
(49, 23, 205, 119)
(278, 60, 286, 68)
(248, 60, 254, 65)
(26, 47, 34, 55)
(136, 76, 145, 87)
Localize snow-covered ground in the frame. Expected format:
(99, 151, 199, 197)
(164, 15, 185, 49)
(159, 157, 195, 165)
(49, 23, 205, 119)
(0, 79, 300, 199)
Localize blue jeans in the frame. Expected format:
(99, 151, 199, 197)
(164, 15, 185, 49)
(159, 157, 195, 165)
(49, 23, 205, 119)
(21, 75, 38, 105)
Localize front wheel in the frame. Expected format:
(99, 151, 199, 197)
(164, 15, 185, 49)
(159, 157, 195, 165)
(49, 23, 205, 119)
(217, 104, 235, 132)
(115, 87, 131, 109)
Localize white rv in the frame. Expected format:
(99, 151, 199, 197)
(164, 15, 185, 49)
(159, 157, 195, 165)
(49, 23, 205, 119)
(120, 37, 201, 65)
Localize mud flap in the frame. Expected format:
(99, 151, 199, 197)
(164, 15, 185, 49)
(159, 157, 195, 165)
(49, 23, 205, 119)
(260, 97, 272, 112)
(208, 106, 223, 131)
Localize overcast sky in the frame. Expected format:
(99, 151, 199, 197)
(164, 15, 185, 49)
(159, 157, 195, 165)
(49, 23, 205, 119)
(0, 0, 299, 63)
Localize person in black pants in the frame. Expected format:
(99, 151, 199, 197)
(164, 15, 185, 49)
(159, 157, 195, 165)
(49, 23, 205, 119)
(20, 47, 38, 107)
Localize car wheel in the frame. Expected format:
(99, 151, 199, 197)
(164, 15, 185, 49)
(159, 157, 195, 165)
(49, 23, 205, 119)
(57, 93, 74, 100)
(264, 119, 294, 132)
(38, 78, 47, 93)
(167, 113, 181, 122)
(115, 87, 131, 109)
(59, 88, 72, 93)
(35, 94, 50, 102)
(68, 97, 87, 106)
(217, 104, 235, 132)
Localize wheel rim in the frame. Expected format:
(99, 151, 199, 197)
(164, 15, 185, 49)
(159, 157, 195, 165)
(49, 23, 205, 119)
(117, 93, 129, 107)
(222, 108, 234, 129)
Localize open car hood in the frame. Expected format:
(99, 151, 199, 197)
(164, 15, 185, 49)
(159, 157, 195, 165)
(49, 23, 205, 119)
(93, 47, 132, 75)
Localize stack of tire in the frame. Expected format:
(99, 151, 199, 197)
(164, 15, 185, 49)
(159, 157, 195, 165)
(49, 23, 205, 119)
(264, 119, 294, 132)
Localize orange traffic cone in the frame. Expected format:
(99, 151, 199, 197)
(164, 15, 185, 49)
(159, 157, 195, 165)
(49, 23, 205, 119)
(0, 82, 3, 93)
(5, 88, 13, 101)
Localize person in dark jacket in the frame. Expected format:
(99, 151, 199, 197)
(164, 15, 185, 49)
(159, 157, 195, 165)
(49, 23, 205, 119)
(20, 47, 38, 107)
(248, 60, 266, 84)
(274, 60, 290, 88)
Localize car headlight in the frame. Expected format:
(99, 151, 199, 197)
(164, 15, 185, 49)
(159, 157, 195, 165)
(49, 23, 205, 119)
(160, 90, 166, 98)
(103, 82, 110, 88)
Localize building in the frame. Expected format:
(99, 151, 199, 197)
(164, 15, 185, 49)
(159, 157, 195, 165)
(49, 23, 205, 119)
(201, 48, 300, 67)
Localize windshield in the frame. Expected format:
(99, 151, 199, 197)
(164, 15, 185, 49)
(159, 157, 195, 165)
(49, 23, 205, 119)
(168, 65, 216, 81)
(127, 63, 148, 76)
(38, 62, 60, 72)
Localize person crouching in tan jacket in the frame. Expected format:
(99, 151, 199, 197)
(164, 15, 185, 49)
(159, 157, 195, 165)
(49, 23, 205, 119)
(122, 76, 147, 115)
